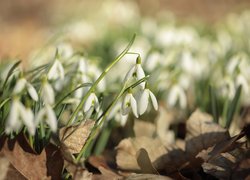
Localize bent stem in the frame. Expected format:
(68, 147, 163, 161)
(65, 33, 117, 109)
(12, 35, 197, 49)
(67, 34, 136, 126)
(75, 76, 148, 163)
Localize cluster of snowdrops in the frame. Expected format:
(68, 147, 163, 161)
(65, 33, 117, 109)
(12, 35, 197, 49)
(1, 3, 250, 159)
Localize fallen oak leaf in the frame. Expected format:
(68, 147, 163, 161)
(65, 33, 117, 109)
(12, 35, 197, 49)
(116, 137, 167, 171)
(0, 134, 63, 180)
(59, 120, 95, 154)
(136, 148, 158, 174)
(185, 109, 230, 158)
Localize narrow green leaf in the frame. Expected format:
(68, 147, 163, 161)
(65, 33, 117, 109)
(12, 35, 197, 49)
(1, 60, 21, 90)
(209, 85, 219, 123)
(226, 85, 242, 128)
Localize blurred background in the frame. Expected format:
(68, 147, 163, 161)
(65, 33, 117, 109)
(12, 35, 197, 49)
(1, 0, 250, 60)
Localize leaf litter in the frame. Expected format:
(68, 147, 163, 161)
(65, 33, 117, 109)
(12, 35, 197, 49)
(1, 108, 249, 179)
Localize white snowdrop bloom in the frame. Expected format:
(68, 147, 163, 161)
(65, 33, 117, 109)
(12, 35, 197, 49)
(5, 99, 36, 135)
(83, 93, 99, 114)
(78, 57, 88, 74)
(35, 105, 57, 132)
(122, 92, 138, 118)
(236, 74, 249, 95)
(138, 88, 158, 115)
(21, 108, 36, 135)
(57, 43, 73, 59)
(13, 78, 27, 94)
(48, 59, 64, 80)
(13, 78, 38, 101)
(5, 99, 23, 134)
(26, 83, 38, 101)
(220, 76, 235, 99)
(167, 85, 187, 109)
(41, 81, 55, 105)
(124, 56, 146, 88)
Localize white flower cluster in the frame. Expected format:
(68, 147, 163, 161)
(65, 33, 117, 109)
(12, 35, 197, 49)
(109, 56, 158, 125)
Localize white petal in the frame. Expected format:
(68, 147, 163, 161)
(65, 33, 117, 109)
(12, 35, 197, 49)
(42, 82, 55, 105)
(136, 64, 146, 88)
(21, 108, 36, 135)
(45, 105, 57, 132)
(85, 106, 94, 119)
(78, 58, 88, 73)
(149, 91, 158, 110)
(94, 95, 100, 112)
(139, 89, 149, 115)
(167, 86, 178, 107)
(48, 61, 59, 80)
(27, 83, 38, 101)
(130, 94, 138, 118)
(123, 66, 135, 83)
(13, 78, 26, 94)
(136, 64, 145, 79)
(35, 108, 46, 125)
(119, 114, 128, 126)
(5, 100, 20, 133)
(57, 60, 65, 79)
(121, 93, 131, 115)
(178, 87, 187, 109)
(83, 93, 94, 112)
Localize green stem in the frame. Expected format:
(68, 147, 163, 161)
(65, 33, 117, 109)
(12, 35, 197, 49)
(67, 34, 136, 126)
(75, 76, 148, 162)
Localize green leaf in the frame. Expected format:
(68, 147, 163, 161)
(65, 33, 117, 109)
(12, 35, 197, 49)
(1, 60, 21, 91)
(225, 85, 242, 128)
(209, 85, 219, 123)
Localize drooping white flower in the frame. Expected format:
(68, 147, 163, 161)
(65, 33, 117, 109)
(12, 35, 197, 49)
(236, 74, 249, 95)
(124, 56, 146, 88)
(41, 81, 55, 105)
(13, 78, 27, 94)
(13, 78, 38, 101)
(35, 105, 57, 132)
(121, 92, 138, 118)
(5, 99, 36, 135)
(167, 85, 187, 109)
(138, 88, 158, 115)
(48, 59, 64, 80)
(5, 99, 23, 134)
(83, 92, 99, 115)
(26, 83, 38, 101)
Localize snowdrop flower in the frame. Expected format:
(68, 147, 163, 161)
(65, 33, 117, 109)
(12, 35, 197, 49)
(48, 59, 64, 80)
(35, 105, 57, 132)
(167, 85, 187, 109)
(107, 101, 129, 126)
(83, 92, 99, 117)
(124, 56, 146, 88)
(121, 91, 138, 118)
(57, 43, 73, 59)
(6, 98, 36, 135)
(236, 74, 249, 95)
(13, 78, 38, 101)
(41, 80, 55, 105)
(138, 88, 158, 115)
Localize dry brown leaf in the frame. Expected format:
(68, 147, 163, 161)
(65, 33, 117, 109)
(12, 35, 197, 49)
(116, 137, 167, 171)
(0, 135, 63, 180)
(94, 166, 123, 180)
(200, 147, 250, 179)
(196, 131, 250, 179)
(60, 120, 95, 154)
(156, 107, 175, 146)
(185, 109, 230, 158)
(126, 173, 172, 180)
(136, 148, 158, 174)
(133, 120, 155, 138)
